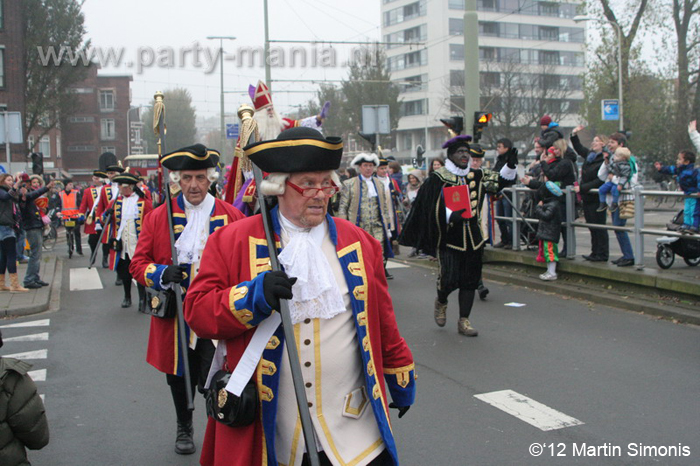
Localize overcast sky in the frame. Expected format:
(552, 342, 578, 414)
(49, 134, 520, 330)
(82, 0, 382, 120)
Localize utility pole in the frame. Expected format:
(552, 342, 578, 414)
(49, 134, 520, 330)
(207, 36, 236, 154)
(463, 0, 480, 133)
(264, 0, 271, 89)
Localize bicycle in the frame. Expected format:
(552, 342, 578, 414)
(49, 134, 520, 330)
(62, 215, 79, 259)
(42, 209, 58, 251)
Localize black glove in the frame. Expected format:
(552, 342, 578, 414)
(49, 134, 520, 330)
(389, 402, 410, 419)
(162, 265, 187, 284)
(103, 207, 114, 219)
(449, 209, 467, 224)
(506, 148, 519, 169)
(262, 271, 297, 311)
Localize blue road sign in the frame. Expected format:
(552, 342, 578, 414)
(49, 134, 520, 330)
(226, 124, 239, 139)
(601, 99, 619, 121)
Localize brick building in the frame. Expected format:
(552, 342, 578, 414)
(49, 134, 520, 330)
(0, 0, 28, 172)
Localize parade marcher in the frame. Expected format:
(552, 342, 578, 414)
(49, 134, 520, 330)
(0, 175, 28, 292)
(57, 180, 83, 258)
(185, 127, 416, 466)
(377, 157, 404, 256)
(400, 135, 518, 336)
(337, 153, 395, 278)
(78, 170, 108, 263)
(130, 144, 244, 456)
(469, 145, 492, 301)
(104, 172, 152, 308)
(0, 329, 50, 465)
(96, 163, 125, 269)
(18, 176, 53, 288)
(570, 127, 609, 262)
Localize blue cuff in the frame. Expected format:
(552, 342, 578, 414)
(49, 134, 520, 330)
(384, 365, 416, 407)
(228, 271, 274, 329)
(144, 263, 167, 290)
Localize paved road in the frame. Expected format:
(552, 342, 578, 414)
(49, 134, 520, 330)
(2, 254, 698, 465)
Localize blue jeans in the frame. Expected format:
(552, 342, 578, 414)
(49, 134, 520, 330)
(598, 181, 619, 204)
(611, 209, 634, 260)
(496, 193, 513, 244)
(24, 228, 43, 285)
(15, 228, 26, 258)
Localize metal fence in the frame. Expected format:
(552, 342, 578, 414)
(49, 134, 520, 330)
(494, 186, 698, 270)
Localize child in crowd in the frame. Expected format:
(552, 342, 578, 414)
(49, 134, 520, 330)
(655, 150, 700, 234)
(535, 181, 563, 281)
(597, 147, 632, 213)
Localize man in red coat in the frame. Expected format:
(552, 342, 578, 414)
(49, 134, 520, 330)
(96, 164, 124, 269)
(78, 170, 108, 261)
(185, 128, 416, 466)
(130, 144, 244, 456)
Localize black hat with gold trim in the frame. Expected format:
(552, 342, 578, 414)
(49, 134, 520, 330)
(161, 143, 220, 171)
(106, 164, 125, 173)
(112, 172, 140, 185)
(244, 127, 343, 173)
(468, 144, 485, 158)
(378, 157, 389, 167)
(93, 170, 108, 179)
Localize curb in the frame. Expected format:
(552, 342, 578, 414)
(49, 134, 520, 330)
(391, 255, 700, 326)
(1, 256, 60, 318)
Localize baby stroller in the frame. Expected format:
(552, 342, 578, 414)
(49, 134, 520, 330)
(655, 209, 700, 269)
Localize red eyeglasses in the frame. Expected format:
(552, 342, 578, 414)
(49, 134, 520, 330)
(286, 180, 340, 198)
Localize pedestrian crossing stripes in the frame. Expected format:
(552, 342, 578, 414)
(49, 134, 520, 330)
(70, 267, 104, 291)
(0, 318, 50, 328)
(4, 349, 48, 360)
(386, 261, 410, 269)
(28, 369, 46, 382)
(3, 332, 49, 342)
(475, 389, 584, 431)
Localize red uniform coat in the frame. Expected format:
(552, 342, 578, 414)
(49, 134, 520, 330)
(78, 186, 100, 235)
(185, 208, 416, 466)
(130, 195, 244, 376)
(96, 183, 119, 244)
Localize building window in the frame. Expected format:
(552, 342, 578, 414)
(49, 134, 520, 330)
(450, 44, 465, 61)
(450, 69, 464, 87)
(400, 74, 427, 93)
(482, 72, 501, 87)
(402, 132, 412, 150)
(0, 47, 4, 89)
(479, 21, 498, 37)
(540, 50, 560, 65)
(101, 119, 116, 140)
(383, 0, 426, 26)
(539, 2, 560, 17)
(99, 90, 115, 111)
(39, 137, 51, 158)
(67, 145, 96, 152)
(449, 0, 465, 9)
(539, 26, 559, 41)
(101, 146, 116, 156)
(449, 18, 464, 36)
(400, 99, 427, 117)
(56, 137, 61, 158)
(480, 47, 496, 61)
(68, 116, 95, 123)
(477, 0, 495, 10)
(0, 1, 4, 30)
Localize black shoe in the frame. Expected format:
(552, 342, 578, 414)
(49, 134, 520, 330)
(175, 420, 196, 455)
(611, 257, 623, 265)
(616, 258, 634, 267)
(588, 256, 607, 262)
(493, 242, 506, 249)
(77, 251, 84, 256)
(102, 257, 108, 268)
(115, 278, 123, 286)
(385, 270, 394, 280)
(503, 243, 513, 250)
(582, 254, 594, 261)
(121, 298, 132, 308)
(138, 297, 146, 313)
(609, 202, 619, 212)
(478, 285, 489, 301)
(24, 282, 42, 289)
(36, 280, 49, 286)
(596, 203, 607, 212)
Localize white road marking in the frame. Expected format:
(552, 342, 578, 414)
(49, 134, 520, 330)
(40, 394, 45, 402)
(3, 332, 49, 342)
(3, 349, 48, 360)
(28, 369, 47, 382)
(475, 389, 584, 431)
(504, 302, 527, 307)
(386, 261, 410, 269)
(70, 267, 103, 291)
(0, 319, 50, 329)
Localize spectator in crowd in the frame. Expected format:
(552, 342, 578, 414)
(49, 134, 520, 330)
(0, 175, 28, 292)
(428, 156, 445, 176)
(492, 138, 518, 249)
(689, 120, 700, 152)
(538, 115, 564, 150)
(655, 150, 700, 234)
(600, 132, 635, 266)
(597, 147, 632, 213)
(535, 181, 563, 281)
(18, 176, 53, 289)
(389, 160, 404, 193)
(0, 329, 50, 465)
(570, 126, 609, 262)
(404, 169, 424, 258)
(14, 174, 30, 264)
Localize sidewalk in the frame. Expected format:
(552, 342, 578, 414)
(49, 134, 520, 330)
(0, 254, 62, 318)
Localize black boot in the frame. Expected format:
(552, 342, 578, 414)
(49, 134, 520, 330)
(478, 285, 489, 301)
(121, 297, 132, 308)
(115, 278, 123, 286)
(102, 256, 109, 268)
(175, 420, 196, 455)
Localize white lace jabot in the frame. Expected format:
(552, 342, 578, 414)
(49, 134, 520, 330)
(445, 158, 471, 177)
(174, 193, 215, 264)
(277, 213, 346, 325)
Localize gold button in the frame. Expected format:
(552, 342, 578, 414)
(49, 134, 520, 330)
(304, 339, 311, 346)
(304, 362, 311, 367)
(304, 318, 311, 324)
(305, 382, 312, 388)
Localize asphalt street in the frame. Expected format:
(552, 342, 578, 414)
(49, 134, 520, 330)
(1, 251, 698, 466)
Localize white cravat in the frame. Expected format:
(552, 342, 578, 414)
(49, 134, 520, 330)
(116, 194, 139, 240)
(445, 158, 470, 177)
(175, 193, 215, 265)
(277, 213, 346, 325)
(360, 175, 378, 197)
(378, 175, 391, 192)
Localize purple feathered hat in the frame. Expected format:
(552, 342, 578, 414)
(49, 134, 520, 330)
(442, 134, 473, 155)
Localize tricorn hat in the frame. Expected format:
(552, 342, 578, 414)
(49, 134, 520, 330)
(112, 172, 140, 185)
(93, 170, 108, 179)
(244, 127, 343, 173)
(378, 157, 389, 167)
(106, 164, 125, 173)
(350, 152, 380, 167)
(468, 144, 485, 158)
(161, 144, 220, 171)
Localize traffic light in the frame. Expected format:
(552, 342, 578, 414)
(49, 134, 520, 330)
(473, 111, 492, 142)
(30, 152, 44, 175)
(358, 132, 377, 151)
(439, 117, 464, 136)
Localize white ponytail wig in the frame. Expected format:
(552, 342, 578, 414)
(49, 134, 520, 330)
(259, 171, 341, 196)
(169, 167, 220, 184)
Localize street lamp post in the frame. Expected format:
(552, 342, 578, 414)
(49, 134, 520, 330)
(574, 15, 624, 132)
(207, 36, 237, 154)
